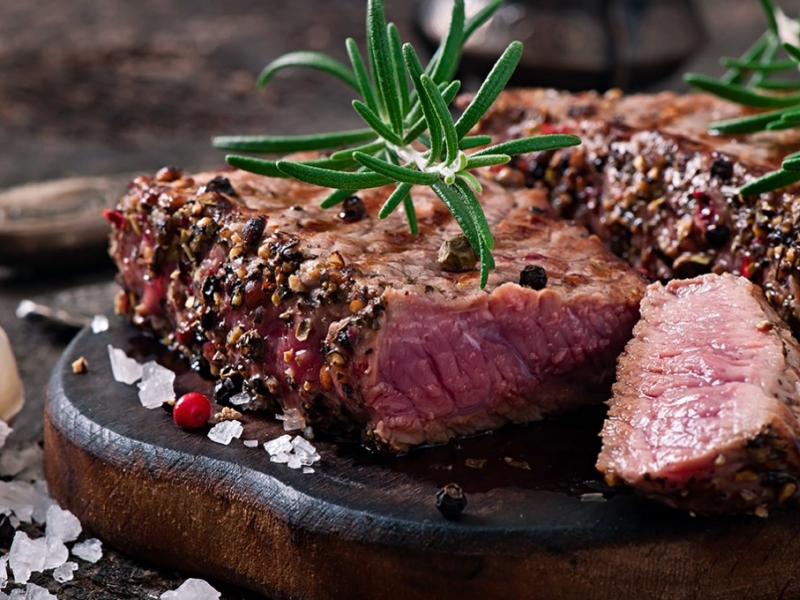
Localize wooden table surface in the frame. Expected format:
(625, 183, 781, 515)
(0, 0, 777, 597)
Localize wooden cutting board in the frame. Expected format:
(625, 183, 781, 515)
(44, 321, 800, 600)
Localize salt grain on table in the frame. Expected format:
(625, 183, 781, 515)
(45, 506, 81, 543)
(13, 583, 57, 599)
(9, 532, 45, 584)
(229, 392, 251, 406)
(71, 538, 102, 563)
(137, 361, 176, 409)
(0, 444, 44, 480)
(107, 345, 143, 385)
(242, 440, 259, 448)
(160, 577, 221, 600)
(52, 561, 77, 583)
(90, 315, 109, 333)
(0, 481, 55, 524)
(207, 421, 243, 445)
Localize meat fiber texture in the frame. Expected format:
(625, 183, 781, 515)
(598, 273, 800, 515)
(108, 167, 646, 452)
(469, 89, 800, 334)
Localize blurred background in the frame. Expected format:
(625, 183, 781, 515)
(0, 0, 776, 191)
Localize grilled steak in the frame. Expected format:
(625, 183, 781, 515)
(108, 167, 646, 452)
(597, 273, 800, 515)
(470, 89, 800, 333)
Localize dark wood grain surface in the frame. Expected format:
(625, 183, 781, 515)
(0, 0, 782, 597)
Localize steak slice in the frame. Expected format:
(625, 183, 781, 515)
(469, 89, 800, 333)
(597, 273, 800, 515)
(108, 167, 646, 452)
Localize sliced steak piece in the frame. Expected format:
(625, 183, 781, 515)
(469, 89, 800, 333)
(108, 167, 646, 452)
(597, 273, 800, 515)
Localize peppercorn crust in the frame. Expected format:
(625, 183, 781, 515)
(107, 161, 646, 452)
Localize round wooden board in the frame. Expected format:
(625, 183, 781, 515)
(45, 322, 800, 600)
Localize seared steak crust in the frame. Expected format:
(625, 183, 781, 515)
(597, 274, 800, 515)
(108, 167, 646, 452)
(470, 89, 800, 332)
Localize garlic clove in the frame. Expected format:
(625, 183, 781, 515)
(0, 326, 24, 423)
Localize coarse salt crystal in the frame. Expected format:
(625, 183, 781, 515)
(0, 555, 7, 589)
(160, 578, 221, 600)
(137, 361, 176, 409)
(302, 467, 315, 474)
(43, 535, 68, 570)
(287, 454, 303, 470)
(18, 583, 57, 600)
(0, 443, 44, 480)
(280, 408, 305, 432)
(9, 531, 45, 584)
(263, 435, 292, 456)
(107, 345, 142, 385)
(0, 480, 55, 524)
(270, 452, 290, 464)
(0, 423, 12, 453)
(45, 505, 82, 543)
(52, 561, 77, 583)
(207, 421, 243, 445)
(242, 440, 259, 448)
(90, 315, 109, 333)
(229, 393, 251, 406)
(71, 538, 102, 563)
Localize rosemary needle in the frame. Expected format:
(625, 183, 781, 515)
(213, 0, 580, 289)
(685, 0, 800, 195)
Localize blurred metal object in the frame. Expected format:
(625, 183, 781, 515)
(417, 0, 705, 91)
(0, 174, 135, 270)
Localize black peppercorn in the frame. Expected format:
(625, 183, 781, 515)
(242, 215, 267, 247)
(436, 483, 467, 520)
(203, 176, 237, 196)
(215, 374, 244, 404)
(519, 265, 548, 290)
(710, 158, 734, 182)
(705, 224, 731, 248)
(339, 196, 366, 222)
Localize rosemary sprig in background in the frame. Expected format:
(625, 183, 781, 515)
(213, 0, 580, 288)
(684, 0, 800, 195)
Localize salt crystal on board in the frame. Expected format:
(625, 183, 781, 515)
(8, 532, 46, 584)
(281, 408, 305, 432)
(21, 583, 57, 600)
(263, 435, 292, 456)
(45, 505, 82, 543)
(229, 393, 251, 406)
(90, 315, 109, 333)
(242, 440, 259, 448)
(287, 454, 303, 470)
(0, 481, 55, 524)
(207, 421, 243, 445)
(160, 578, 221, 600)
(137, 361, 176, 409)
(302, 467, 315, 474)
(0, 444, 44, 480)
(71, 538, 102, 563)
(107, 345, 142, 385)
(52, 561, 77, 583)
(42, 536, 68, 570)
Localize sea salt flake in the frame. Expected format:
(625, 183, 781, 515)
(52, 561, 77, 583)
(270, 452, 290, 464)
(302, 467, 315, 474)
(19, 584, 56, 600)
(0, 480, 55, 524)
(287, 454, 303, 470)
(263, 435, 292, 456)
(43, 535, 68, 570)
(107, 345, 142, 385)
(71, 538, 102, 563)
(207, 421, 243, 445)
(137, 361, 176, 409)
(281, 408, 305, 432)
(45, 505, 82, 543)
(0, 444, 44, 480)
(90, 315, 109, 333)
(229, 393, 251, 406)
(160, 578, 221, 600)
(242, 440, 259, 448)
(9, 531, 46, 584)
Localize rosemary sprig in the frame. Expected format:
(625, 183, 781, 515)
(213, 0, 580, 288)
(684, 0, 800, 195)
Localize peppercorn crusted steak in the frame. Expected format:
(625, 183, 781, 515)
(469, 89, 800, 333)
(597, 273, 800, 515)
(108, 168, 646, 452)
